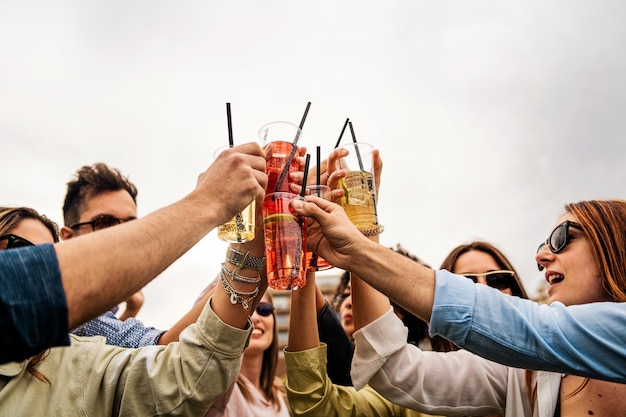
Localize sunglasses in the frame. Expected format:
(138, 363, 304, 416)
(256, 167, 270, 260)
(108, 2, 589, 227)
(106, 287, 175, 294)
(536, 220, 583, 271)
(463, 270, 516, 291)
(0, 234, 35, 250)
(255, 302, 274, 317)
(69, 215, 135, 232)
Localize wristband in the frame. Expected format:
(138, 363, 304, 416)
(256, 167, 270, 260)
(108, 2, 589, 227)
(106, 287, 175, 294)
(362, 224, 385, 237)
(226, 247, 265, 271)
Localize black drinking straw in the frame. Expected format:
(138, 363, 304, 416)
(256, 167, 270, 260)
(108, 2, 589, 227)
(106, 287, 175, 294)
(274, 101, 312, 192)
(226, 102, 244, 241)
(300, 154, 311, 198)
(226, 103, 234, 148)
(348, 121, 364, 171)
(334, 118, 350, 149)
(294, 101, 311, 145)
(290, 153, 310, 280)
(316, 146, 322, 196)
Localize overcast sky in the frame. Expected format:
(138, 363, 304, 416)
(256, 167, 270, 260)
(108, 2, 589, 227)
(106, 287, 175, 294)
(2, 1, 625, 329)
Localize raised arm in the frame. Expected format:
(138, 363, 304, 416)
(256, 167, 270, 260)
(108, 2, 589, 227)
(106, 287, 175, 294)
(159, 190, 268, 344)
(430, 271, 626, 383)
(285, 271, 434, 417)
(55, 142, 267, 330)
(290, 194, 626, 384)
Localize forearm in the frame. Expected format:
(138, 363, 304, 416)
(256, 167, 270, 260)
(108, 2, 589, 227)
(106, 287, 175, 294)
(348, 238, 436, 322)
(317, 300, 354, 386)
(287, 270, 320, 352)
(211, 205, 267, 329)
(350, 234, 392, 332)
(160, 217, 267, 344)
(57, 197, 222, 328)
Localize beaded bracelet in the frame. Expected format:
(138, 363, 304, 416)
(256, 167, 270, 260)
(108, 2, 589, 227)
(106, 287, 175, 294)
(220, 267, 259, 311)
(221, 262, 261, 284)
(226, 247, 265, 271)
(362, 224, 385, 237)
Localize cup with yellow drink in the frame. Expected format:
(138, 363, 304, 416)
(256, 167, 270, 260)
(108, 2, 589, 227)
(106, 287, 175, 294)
(336, 142, 381, 235)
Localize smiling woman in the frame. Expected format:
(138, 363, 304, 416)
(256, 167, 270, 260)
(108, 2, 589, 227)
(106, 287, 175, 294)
(347, 200, 626, 417)
(204, 291, 290, 417)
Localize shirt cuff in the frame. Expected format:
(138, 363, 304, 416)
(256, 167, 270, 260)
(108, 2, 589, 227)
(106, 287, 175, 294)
(284, 344, 327, 391)
(1, 244, 70, 359)
(194, 297, 253, 355)
(351, 307, 408, 390)
(429, 270, 476, 344)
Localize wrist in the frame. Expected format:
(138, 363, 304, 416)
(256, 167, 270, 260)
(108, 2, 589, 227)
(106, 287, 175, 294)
(225, 247, 265, 271)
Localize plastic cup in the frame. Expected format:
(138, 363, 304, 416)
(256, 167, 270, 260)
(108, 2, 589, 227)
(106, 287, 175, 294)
(259, 121, 302, 194)
(262, 192, 307, 290)
(213, 146, 256, 243)
(304, 185, 333, 271)
(337, 142, 380, 233)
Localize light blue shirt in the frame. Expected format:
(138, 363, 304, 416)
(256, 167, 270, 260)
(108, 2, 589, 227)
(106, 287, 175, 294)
(429, 270, 626, 383)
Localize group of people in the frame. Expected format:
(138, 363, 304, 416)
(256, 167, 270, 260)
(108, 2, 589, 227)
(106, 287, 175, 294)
(1, 140, 625, 416)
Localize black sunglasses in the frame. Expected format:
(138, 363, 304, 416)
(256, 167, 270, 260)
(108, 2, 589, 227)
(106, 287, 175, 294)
(536, 220, 583, 271)
(69, 215, 135, 232)
(463, 270, 516, 291)
(255, 302, 274, 317)
(0, 234, 35, 250)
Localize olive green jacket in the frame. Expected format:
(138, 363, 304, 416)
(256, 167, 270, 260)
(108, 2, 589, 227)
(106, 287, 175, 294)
(285, 344, 442, 417)
(0, 300, 252, 416)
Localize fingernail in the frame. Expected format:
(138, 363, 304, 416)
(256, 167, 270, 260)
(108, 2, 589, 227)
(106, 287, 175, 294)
(291, 199, 303, 209)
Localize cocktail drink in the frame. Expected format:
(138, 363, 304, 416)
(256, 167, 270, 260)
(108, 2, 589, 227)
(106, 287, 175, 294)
(262, 192, 307, 290)
(304, 185, 333, 271)
(214, 146, 256, 243)
(337, 142, 380, 233)
(266, 141, 299, 193)
(259, 121, 302, 194)
(217, 200, 256, 243)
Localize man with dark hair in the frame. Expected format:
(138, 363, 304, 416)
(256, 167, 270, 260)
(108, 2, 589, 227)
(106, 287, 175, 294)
(60, 162, 208, 347)
(62, 162, 138, 229)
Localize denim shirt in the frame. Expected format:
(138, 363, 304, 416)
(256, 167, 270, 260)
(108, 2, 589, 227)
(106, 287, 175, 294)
(0, 244, 69, 363)
(429, 270, 626, 383)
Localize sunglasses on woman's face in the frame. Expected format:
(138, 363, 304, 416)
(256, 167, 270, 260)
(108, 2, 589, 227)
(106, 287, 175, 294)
(463, 270, 516, 291)
(536, 220, 583, 271)
(0, 234, 35, 251)
(255, 302, 274, 317)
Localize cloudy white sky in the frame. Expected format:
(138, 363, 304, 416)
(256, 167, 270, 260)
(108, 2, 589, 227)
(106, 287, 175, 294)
(2, 1, 625, 329)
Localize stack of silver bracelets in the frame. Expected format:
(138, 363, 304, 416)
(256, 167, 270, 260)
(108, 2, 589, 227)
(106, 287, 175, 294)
(220, 247, 265, 310)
